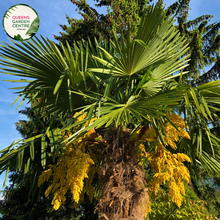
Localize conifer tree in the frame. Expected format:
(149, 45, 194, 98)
(166, 0, 220, 83)
(54, 0, 153, 45)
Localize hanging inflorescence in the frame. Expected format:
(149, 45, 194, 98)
(38, 112, 191, 211)
(38, 113, 100, 210)
(138, 113, 191, 208)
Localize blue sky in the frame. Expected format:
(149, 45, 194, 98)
(0, 0, 219, 189)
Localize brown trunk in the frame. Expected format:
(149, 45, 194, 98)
(95, 128, 149, 220)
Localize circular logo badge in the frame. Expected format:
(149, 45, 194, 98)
(2, 4, 40, 41)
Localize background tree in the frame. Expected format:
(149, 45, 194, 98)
(165, 0, 220, 83)
(54, 0, 153, 45)
(148, 185, 218, 220)
(189, 169, 220, 218)
(0, 108, 98, 220)
(0, 170, 98, 220)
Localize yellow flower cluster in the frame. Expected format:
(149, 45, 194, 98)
(38, 115, 98, 210)
(146, 148, 191, 207)
(132, 113, 190, 150)
(73, 112, 86, 119)
(135, 114, 191, 208)
(38, 145, 94, 210)
(73, 112, 97, 131)
(164, 113, 190, 149)
(38, 168, 52, 186)
(130, 125, 157, 142)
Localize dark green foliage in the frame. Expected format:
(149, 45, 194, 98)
(0, 171, 98, 220)
(148, 185, 218, 220)
(54, 0, 153, 46)
(54, 0, 111, 46)
(0, 171, 50, 220)
(166, 0, 220, 82)
(16, 107, 46, 139)
(190, 172, 220, 218)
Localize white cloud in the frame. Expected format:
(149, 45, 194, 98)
(18, 114, 28, 120)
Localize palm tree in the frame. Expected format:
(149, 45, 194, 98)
(1, 3, 220, 219)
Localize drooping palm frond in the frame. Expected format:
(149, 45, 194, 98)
(0, 37, 97, 118)
(1, 3, 220, 193)
(175, 80, 220, 175)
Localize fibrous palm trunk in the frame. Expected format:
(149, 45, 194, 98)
(95, 128, 149, 220)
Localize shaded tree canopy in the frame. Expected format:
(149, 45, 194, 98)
(54, 0, 154, 45)
(165, 0, 220, 83)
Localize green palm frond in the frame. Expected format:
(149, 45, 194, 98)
(1, 2, 220, 191)
(0, 36, 91, 117)
(90, 5, 190, 79)
(176, 79, 220, 175)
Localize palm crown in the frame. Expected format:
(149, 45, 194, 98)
(0, 3, 220, 219)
